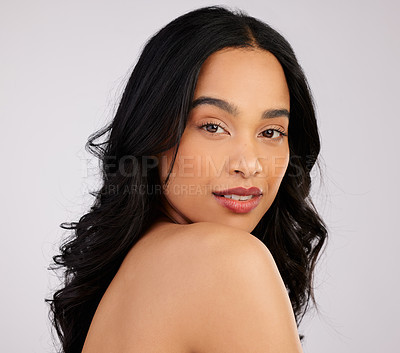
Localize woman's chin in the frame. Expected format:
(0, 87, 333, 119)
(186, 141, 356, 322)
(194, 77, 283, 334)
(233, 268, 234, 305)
(196, 216, 259, 234)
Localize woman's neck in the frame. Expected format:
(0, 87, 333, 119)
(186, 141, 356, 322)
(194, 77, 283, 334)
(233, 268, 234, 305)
(156, 195, 192, 225)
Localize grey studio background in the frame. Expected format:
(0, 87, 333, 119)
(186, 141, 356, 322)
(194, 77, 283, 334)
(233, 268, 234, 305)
(1, 0, 399, 352)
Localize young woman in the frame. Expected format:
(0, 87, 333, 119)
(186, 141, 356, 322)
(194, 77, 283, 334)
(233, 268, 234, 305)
(48, 5, 328, 353)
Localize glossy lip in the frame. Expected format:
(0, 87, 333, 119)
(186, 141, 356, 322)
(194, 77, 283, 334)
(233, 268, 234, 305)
(212, 193, 262, 214)
(212, 187, 262, 197)
(212, 186, 263, 214)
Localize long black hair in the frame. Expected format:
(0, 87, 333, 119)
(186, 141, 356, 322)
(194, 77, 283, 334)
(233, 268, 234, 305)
(47, 5, 328, 352)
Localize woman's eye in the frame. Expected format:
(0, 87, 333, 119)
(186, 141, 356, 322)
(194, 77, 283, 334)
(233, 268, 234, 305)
(201, 123, 225, 134)
(199, 123, 286, 139)
(261, 129, 286, 139)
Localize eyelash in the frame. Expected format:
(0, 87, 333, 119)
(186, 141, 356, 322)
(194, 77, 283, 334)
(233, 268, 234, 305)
(198, 121, 288, 140)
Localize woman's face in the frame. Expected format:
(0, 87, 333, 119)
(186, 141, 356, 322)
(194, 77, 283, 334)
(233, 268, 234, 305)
(158, 48, 290, 232)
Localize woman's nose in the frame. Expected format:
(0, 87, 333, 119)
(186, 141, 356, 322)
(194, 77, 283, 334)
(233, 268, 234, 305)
(229, 142, 263, 178)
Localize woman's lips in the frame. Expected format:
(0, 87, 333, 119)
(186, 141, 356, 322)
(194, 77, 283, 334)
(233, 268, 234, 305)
(213, 186, 262, 197)
(212, 193, 262, 214)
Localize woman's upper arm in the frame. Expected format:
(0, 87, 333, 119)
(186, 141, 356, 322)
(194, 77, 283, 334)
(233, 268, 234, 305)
(184, 224, 304, 353)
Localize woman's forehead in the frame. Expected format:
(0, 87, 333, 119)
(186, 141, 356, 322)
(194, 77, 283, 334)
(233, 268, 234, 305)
(193, 48, 290, 113)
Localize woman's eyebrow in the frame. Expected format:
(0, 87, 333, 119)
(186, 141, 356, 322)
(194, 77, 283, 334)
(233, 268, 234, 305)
(191, 96, 290, 119)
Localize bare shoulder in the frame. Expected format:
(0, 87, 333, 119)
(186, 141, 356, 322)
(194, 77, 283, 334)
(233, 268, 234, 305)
(175, 222, 304, 352)
(82, 221, 303, 352)
(185, 221, 274, 257)
(140, 221, 303, 353)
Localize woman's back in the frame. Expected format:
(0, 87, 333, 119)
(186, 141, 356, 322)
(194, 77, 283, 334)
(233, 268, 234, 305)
(81, 220, 303, 353)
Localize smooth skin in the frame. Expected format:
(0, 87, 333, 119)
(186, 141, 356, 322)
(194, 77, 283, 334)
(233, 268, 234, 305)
(158, 47, 290, 233)
(82, 48, 303, 353)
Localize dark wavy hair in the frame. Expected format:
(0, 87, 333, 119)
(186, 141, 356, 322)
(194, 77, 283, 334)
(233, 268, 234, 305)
(47, 5, 328, 353)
